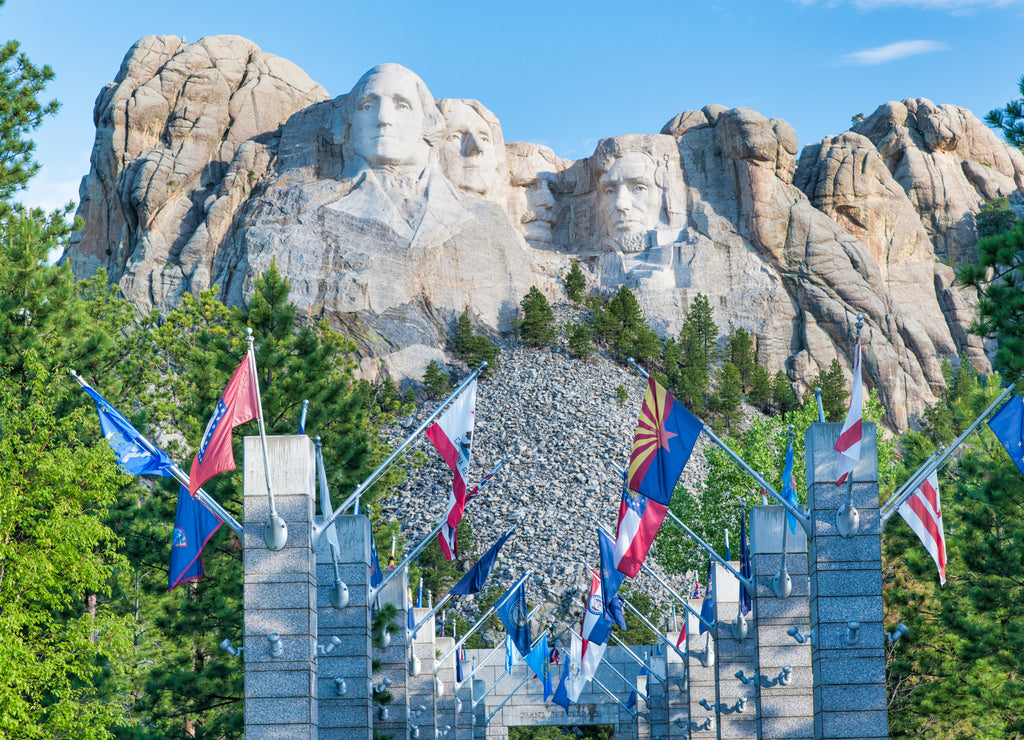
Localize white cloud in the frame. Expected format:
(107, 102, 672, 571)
(840, 39, 949, 65)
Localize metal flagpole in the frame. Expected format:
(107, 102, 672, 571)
(626, 358, 812, 537)
(435, 570, 532, 670)
(591, 674, 638, 718)
(246, 329, 287, 550)
(618, 592, 688, 663)
(298, 399, 309, 434)
(69, 370, 244, 539)
(313, 363, 487, 549)
(484, 673, 532, 723)
(566, 623, 649, 692)
(607, 463, 755, 601)
(880, 377, 1021, 528)
(606, 630, 666, 684)
(465, 605, 542, 692)
(471, 623, 547, 707)
(370, 520, 448, 602)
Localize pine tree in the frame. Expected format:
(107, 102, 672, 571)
(676, 297, 718, 415)
(518, 286, 556, 345)
(564, 260, 586, 303)
(450, 309, 500, 374)
(771, 370, 799, 416)
(452, 309, 475, 357)
(566, 321, 595, 360)
(422, 359, 450, 398)
(813, 358, 849, 422)
(712, 362, 743, 432)
(747, 364, 773, 412)
(726, 324, 756, 389)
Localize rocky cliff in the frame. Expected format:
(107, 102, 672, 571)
(64, 35, 1024, 431)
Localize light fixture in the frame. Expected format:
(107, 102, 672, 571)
(846, 620, 861, 645)
(786, 625, 813, 645)
(381, 630, 391, 648)
(379, 706, 389, 721)
(886, 623, 909, 644)
(332, 577, 350, 609)
(218, 638, 242, 657)
(267, 633, 284, 658)
(319, 636, 342, 655)
(411, 728, 420, 739)
(409, 653, 421, 677)
(434, 676, 445, 696)
(731, 613, 749, 641)
(334, 676, 347, 696)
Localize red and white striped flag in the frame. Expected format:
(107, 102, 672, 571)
(427, 379, 477, 560)
(834, 338, 863, 486)
(897, 471, 947, 585)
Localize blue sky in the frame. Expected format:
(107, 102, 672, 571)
(6, 0, 1023, 211)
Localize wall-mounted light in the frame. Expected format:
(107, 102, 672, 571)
(334, 676, 347, 696)
(434, 676, 445, 696)
(886, 623, 909, 644)
(381, 630, 391, 648)
(378, 706, 389, 721)
(219, 638, 242, 657)
(408, 653, 421, 677)
(332, 578, 350, 609)
(455, 697, 463, 713)
(846, 620, 861, 645)
(318, 636, 342, 655)
(787, 625, 814, 645)
(267, 633, 284, 658)
(731, 613, 749, 641)
(410, 728, 420, 739)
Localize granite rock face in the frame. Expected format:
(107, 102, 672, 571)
(64, 37, 1024, 430)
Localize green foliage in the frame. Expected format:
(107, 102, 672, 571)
(772, 370, 799, 417)
(711, 362, 743, 433)
(0, 361, 134, 738)
(747, 364, 773, 413)
(451, 309, 500, 374)
(518, 286, 557, 346)
(884, 365, 1024, 739)
(615, 384, 629, 404)
(975, 196, 1019, 238)
(510, 726, 613, 739)
(960, 214, 1024, 378)
(564, 260, 587, 303)
(674, 294, 718, 415)
(0, 12, 60, 213)
(422, 359, 450, 398)
(985, 74, 1024, 150)
(566, 321, 595, 360)
(615, 589, 664, 648)
(812, 358, 850, 422)
(725, 324, 756, 388)
(594, 285, 663, 363)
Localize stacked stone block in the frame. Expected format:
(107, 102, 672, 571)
(805, 423, 887, 740)
(713, 562, 758, 740)
(243, 436, 319, 739)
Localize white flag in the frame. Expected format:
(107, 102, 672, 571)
(835, 338, 863, 486)
(427, 380, 477, 559)
(566, 630, 586, 702)
(898, 471, 947, 585)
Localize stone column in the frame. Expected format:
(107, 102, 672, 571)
(374, 573, 411, 739)
(408, 607, 437, 740)
(805, 423, 887, 740)
(316, 515, 372, 739)
(750, 505, 813, 740)
(665, 630, 689, 740)
(713, 562, 758, 740)
(646, 649, 669, 739)
(243, 435, 318, 739)
(686, 597, 716, 736)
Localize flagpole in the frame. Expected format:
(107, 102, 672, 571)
(607, 465, 756, 602)
(370, 519, 448, 602)
(566, 623, 647, 696)
(617, 591, 688, 663)
(880, 447, 943, 520)
(627, 358, 812, 537)
(880, 377, 1021, 529)
(245, 329, 286, 550)
(69, 370, 244, 539)
(464, 605, 542, 690)
(435, 570, 532, 671)
(835, 318, 865, 539)
(471, 622, 546, 706)
(591, 673, 638, 718)
(312, 362, 487, 549)
(485, 673, 533, 723)
(604, 630, 667, 683)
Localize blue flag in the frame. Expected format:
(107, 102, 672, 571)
(168, 485, 222, 591)
(598, 530, 627, 630)
(525, 635, 553, 700)
(448, 527, 515, 596)
(83, 384, 174, 477)
(626, 690, 637, 709)
(989, 395, 1024, 477)
(496, 582, 531, 657)
(369, 524, 384, 589)
(782, 435, 799, 533)
(699, 557, 715, 634)
(417, 578, 423, 608)
(551, 658, 572, 712)
(456, 646, 464, 684)
(739, 509, 752, 616)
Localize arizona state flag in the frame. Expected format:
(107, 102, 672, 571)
(628, 377, 702, 506)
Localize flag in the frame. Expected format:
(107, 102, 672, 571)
(496, 582, 531, 657)
(675, 617, 687, 649)
(782, 434, 799, 533)
(407, 586, 418, 638)
(724, 529, 731, 560)
(760, 487, 769, 505)
(565, 630, 586, 702)
(505, 635, 521, 674)
(549, 646, 560, 666)
(581, 573, 613, 646)
(82, 384, 174, 477)
(456, 638, 465, 684)
(168, 485, 222, 591)
(627, 377, 703, 505)
(551, 656, 572, 712)
(614, 479, 668, 578)
(525, 635, 553, 700)
(897, 471, 947, 585)
(440, 611, 446, 637)
(626, 690, 637, 710)
(638, 663, 649, 697)
(699, 558, 715, 634)
(388, 536, 396, 571)
(448, 527, 515, 596)
(989, 395, 1024, 478)
(428, 380, 477, 560)
(834, 338, 864, 486)
(369, 528, 384, 589)
(598, 532, 627, 630)
(467, 457, 505, 502)
(189, 353, 259, 495)
(416, 578, 423, 608)
(739, 509, 752, 616)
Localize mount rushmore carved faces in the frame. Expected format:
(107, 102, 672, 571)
(507, 142, 561, 247)
(597, 151, 661, 252)
(438, 99, 504, 200)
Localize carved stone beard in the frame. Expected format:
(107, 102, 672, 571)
(604, 232, 650, 254)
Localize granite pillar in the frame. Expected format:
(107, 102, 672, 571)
(805, 423, 887, 740)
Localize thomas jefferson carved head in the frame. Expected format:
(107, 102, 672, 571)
(507, 142, 561, 247)
(437, 99, 505, 199)
(340, 64, 445, 177)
